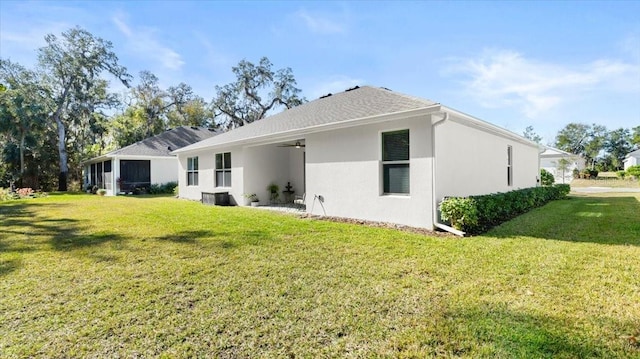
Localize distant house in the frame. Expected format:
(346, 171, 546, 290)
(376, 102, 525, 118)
(172, 86, 539, 231)
(83, 126, 218, 195)
(623, 149, 640, 170)
(540, 146, 585, 184)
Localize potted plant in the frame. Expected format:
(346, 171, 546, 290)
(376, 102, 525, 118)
(97, 189, 107, 196)
(267, 183, 280, 203)
(244, 193, 260, 206)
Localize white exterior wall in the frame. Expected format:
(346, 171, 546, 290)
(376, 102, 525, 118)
(150, 157, 179, 185)
(305, 116, 434, 229)
(624, 155, 639, 170)
(177, 147, 245, 204)
(434, 116, 539, 202)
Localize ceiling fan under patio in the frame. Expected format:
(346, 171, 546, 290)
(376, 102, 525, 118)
(278, 141, 305, 148)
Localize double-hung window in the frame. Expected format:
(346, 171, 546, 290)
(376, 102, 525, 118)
(507, 145, 513, 186)
(382, 129, 410, 194)
(215, 152, 232, 187)
(187, 157, 199, 186)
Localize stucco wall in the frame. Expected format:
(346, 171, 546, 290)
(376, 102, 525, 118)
(150, 157, 179, 185)
(305, 115, 434, 229)
(177, 146, 244, 204)
(624, 155, 639, 170)
(434, 116, 539, 201)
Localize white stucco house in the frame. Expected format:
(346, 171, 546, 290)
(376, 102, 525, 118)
(540, 146, 585, 184)
(83, 126, 218, 195)
(623, 149, 640, 170)
(173, 86, 539, 231)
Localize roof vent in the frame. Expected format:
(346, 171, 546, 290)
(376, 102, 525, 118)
(345, 86, 360, 92)
(191, 126, 199, 130)
(319, 93, 332, 99)
(167, 146, 172, 151)
(207, 128, 216, 132)
(380, 87, 392, 91)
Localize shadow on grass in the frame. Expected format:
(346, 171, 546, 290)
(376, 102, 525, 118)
(153, 229, 275, 249)
(1, 201, 127, 256)
(0, 258, 21, 276)
(436, 303, 637, 357)
(486, 195, 640, 246)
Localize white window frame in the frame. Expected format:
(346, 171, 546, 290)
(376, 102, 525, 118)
(507, 145, 513, 186)
(215, 152, 232, 188)
(381, 129, 410, 195)
(187, 156, 199, 186)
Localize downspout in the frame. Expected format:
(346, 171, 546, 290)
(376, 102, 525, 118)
(431, 112, 466, 237)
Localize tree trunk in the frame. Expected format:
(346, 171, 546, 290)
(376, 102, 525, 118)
(55, 114, 69, 191)
(19, 131, 25, 187)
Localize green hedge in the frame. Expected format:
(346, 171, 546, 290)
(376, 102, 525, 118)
(440, 184, 570, 235)
(148, 181, 178, 195)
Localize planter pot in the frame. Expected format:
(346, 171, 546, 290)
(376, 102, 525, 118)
(251, 201, 259, 207)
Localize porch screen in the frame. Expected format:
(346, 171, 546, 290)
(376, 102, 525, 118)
(382, 129, 410, 194)
(119, 160, 151, 191)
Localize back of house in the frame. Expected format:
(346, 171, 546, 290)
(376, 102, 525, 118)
(173, 86, 539, 230)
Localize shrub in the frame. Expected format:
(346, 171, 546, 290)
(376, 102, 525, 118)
(0, 187, 16, 201)
(97, 189, 107, 196)
(149, 181, 178, 194)
(616, 170, 626, 179)
(439, 197, 478, 231)
(627, 165, 640, 178)
(572, 168, 580, 179)
(540, 168, 555, 186)
(439, 184, 570, 235)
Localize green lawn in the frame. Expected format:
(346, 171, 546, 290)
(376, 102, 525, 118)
(1, 193, 639, 358)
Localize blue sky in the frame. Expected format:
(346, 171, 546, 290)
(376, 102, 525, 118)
(1, 1, 639, 143)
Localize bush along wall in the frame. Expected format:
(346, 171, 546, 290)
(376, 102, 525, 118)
(439, 184, 570, 235)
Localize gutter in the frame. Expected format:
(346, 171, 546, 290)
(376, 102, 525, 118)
(430, 112, 466, 237)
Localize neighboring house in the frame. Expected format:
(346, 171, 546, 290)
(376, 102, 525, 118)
(540, 146, 585, 184)
(173, 86, 539, 231)
(623, 149, 640, 170)
(83, 126, 218, 195)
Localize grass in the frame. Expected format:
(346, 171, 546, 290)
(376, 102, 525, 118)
(1, 193, 639, 358)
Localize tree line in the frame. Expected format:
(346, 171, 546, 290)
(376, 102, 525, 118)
(1, 27, 304, 191)
(524, 124, 640, 171)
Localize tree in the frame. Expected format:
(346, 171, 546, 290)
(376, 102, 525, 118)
(604, 128, 633, 170)
(523, 125, 542, 143)
(212, 57, 305, 129)
(555, 123, 606, 169)
(632, 126, 640, 148)
(38, 27, 131, 191)
(0, 59, 48, 186)
(556, 158, 572, 184)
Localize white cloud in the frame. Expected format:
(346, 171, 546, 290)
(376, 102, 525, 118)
(295, 9, 346, 34)
(308, 76, 363, 99)
(111, 12, 184, 71)
(444, 49, 640, 118)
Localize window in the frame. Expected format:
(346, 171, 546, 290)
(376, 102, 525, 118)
(187, 157, 199, 186)
(215, 152, 231, 187)
(507, 145, 513, 186)
(382, 130, 410, 194)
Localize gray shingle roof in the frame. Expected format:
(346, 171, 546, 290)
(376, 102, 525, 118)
(108, 126, 219, 157)
(175, 86, 438, 153)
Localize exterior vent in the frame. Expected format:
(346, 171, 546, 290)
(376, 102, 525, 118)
(345, 86, 360, 92)
(319, 93, 332, 99)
